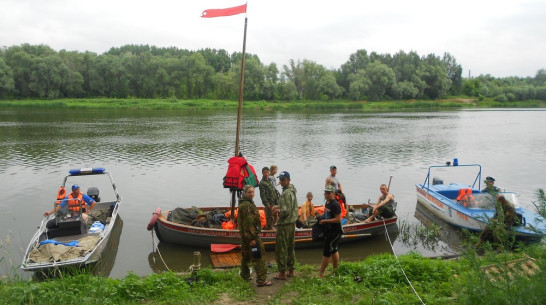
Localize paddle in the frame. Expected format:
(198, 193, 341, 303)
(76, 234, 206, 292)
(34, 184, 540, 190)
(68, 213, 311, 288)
(210, 233, 371, 253)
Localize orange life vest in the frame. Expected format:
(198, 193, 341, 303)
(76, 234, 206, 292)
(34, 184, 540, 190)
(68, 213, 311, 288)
(67, 193, 85, 213)
(456, 188, 475, 207)
(335, 193, 347, 218)
(55, 186, 66, 205)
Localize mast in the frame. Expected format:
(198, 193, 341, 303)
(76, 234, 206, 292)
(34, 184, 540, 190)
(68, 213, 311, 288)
(231, 16, 248, 219)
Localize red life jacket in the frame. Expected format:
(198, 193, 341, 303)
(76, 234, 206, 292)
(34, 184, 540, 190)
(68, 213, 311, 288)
(456, 188, 475, 207)
(335, 193, 347, 218)
(223, 156, 259, 190)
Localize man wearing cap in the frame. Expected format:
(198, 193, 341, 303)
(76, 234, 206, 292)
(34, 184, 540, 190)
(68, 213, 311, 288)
(259, 166, 279, 230)
(482, 176, 500, 196)
(44, 184, 96, 222)
(318, 185, 343, 278)
(272, 171, 298, 279)
(325, 165, 344, 193)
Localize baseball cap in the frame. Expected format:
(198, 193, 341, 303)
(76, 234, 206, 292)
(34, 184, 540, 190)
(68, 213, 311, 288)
(330, 165, 337, 169)
(278, 171, 290, 179)
(485, 176, 495, 182)
(71, 184, 80, 191)
(324, 185, 335, 192)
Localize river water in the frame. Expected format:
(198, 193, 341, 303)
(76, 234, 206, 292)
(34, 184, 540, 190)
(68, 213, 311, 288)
(1, 108, 545, 279)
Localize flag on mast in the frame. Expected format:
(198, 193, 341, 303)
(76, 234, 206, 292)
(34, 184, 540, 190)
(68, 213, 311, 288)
(201, 4, 247, 18)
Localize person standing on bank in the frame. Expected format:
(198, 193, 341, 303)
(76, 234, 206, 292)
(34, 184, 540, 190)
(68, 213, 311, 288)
(238, 185, 272, 287)
(318, 185, 343, 278)
(259, 166, 278, 230)
(325, 165, 344, 193)
(272, 171, 298, 280)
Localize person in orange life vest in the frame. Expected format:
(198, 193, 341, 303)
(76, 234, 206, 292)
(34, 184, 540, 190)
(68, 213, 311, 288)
(44, 184, 96, 222)
(365, 184, 395, 223)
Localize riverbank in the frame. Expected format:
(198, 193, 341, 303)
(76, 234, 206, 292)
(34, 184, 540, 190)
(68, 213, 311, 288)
(0, 98, 544, 111)
(1, 244, 544, 305)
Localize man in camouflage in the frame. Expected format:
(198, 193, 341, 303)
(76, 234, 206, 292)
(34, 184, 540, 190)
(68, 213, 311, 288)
(238, 185, 271, 287)
(272, 171, 298, 279)
(259, 166, 278, 230)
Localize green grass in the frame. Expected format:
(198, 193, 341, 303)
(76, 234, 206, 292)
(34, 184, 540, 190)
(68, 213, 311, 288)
(1, 98, 544, 111)
(2, 244, 544, 305)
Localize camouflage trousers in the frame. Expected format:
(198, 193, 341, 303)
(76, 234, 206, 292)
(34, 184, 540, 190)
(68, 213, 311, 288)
(264, 204, 278, 230)
(240, 238, 267, 283)
(275, 223, 296, 272)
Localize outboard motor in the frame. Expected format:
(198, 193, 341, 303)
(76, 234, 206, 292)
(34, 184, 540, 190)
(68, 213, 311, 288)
(432, 177, 444, 185)
(87, 186, 100, 202)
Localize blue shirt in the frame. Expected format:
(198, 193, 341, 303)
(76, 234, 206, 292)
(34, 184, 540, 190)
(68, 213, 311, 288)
(59, 194, 95, 209)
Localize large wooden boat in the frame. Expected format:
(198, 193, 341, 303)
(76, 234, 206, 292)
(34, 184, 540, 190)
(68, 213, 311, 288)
(148, 204, 398, 248)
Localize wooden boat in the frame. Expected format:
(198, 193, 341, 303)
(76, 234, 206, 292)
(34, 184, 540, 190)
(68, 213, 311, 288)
(148, 204, 398, 248)
(415, 161, 546, 242)
(20, 167, 122, 272)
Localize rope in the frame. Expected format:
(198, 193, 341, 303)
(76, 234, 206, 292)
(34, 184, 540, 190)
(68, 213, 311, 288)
(382, 218, 426, 305)
(151, 230, 171, 272)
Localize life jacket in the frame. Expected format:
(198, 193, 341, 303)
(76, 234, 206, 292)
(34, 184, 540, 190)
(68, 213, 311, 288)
(67, 193, 85, 213)
(55, 186, 66, 205)
(224, 208, 239, 219)
(223, 156, 259, 190)
(259, 209, 266, 229)
(221, 220, 236, 230)
(456, 188, 475, 207)
(314, 206, 325, 215)
(335, 193, 347, 218)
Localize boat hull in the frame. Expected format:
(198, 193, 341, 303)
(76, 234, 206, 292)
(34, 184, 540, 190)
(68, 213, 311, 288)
(153, 205, 397, 248)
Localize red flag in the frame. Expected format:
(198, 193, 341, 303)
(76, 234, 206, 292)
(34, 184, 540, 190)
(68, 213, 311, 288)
(201, 4, 247, 18)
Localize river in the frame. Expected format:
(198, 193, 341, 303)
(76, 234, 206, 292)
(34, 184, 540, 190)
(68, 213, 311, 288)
(1, 108, 544, 279)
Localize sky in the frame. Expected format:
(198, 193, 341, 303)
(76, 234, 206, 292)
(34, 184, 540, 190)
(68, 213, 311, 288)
(1, 0, 545, 78)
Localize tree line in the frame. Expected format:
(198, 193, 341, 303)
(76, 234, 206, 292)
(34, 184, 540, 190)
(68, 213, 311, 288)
(0, 44, 544, 102)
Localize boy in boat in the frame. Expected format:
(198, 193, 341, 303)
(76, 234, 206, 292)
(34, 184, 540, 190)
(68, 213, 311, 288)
(44, 184, 96, 223)
(365, 184, 395, 223)
(297, 192, 317, 228)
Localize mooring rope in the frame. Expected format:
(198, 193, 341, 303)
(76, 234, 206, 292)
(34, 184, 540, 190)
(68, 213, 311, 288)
(151, 230, 172, 272)
(382, 218, 426, 305)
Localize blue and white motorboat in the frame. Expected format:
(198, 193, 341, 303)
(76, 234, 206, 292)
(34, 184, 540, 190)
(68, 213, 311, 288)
(416, 161, 546, 242)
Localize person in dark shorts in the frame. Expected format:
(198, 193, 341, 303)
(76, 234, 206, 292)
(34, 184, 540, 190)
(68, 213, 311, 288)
(318, 185, 343, 278)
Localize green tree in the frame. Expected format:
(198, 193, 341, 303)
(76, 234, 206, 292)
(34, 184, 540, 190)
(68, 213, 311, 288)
(417, 55, 451, 99)
(442, 52, 463, 95)
(0, 57, 14, 98)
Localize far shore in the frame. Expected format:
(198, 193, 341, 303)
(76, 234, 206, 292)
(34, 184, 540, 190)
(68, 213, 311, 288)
(0, 98, 545, 111)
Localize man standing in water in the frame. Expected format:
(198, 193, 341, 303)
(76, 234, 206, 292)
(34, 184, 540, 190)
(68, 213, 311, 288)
(272, 171, 298, 280)
(318, 185, 343, 278)
(259, 166, 278, 230)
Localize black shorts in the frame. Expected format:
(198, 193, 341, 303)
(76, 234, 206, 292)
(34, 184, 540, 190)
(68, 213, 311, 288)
(323, 229, 342, 257)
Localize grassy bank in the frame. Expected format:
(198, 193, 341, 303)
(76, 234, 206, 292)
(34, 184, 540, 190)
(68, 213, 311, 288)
(1, 244, 544, 305)
(1, 98, 544, 111)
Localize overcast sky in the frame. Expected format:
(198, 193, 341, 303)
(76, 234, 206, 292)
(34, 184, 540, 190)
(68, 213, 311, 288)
(1, 0, 545, 78)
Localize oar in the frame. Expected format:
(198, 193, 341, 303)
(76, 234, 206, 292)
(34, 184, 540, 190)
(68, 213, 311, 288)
(210, 233, 371, 253)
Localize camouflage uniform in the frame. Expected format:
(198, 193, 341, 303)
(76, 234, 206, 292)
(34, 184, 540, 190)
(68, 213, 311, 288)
(238, 196, 267, 283)
(259, 177, 279, 230)
(275, 184, 298, 273)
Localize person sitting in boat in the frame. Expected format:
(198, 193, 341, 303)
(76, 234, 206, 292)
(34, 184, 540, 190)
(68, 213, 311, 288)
(297, 192, 317, 228)
(43, 184, 96, 222)
(364, 184, 395, 223)
(482, 176, 501, 196)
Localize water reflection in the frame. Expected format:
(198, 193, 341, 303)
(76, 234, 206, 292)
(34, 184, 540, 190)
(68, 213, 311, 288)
(412, 201, 464, 253)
